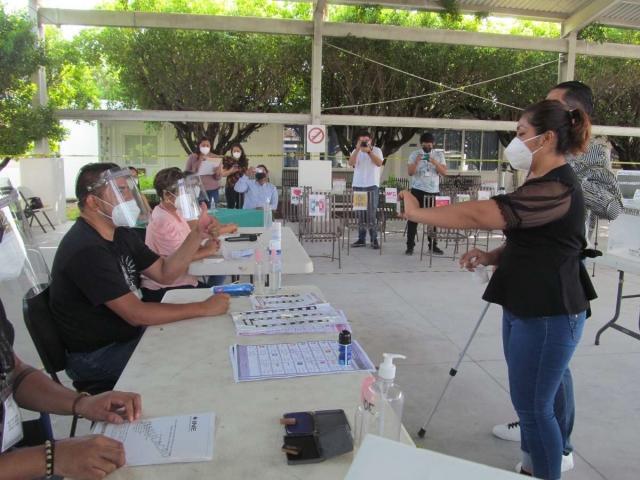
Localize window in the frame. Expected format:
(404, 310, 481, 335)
(124, 135, 158, 166)
(283, 126, 305, 167)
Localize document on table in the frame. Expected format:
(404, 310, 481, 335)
(230, 340, 375, 382)
(232, 304, 348, 335)
(198, 160, 219, 176)
(93, 412, 215, 467)
(250, 292, 325, 310)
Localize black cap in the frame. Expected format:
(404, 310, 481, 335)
(339, 330, 351, 345)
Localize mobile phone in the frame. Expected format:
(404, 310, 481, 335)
(396, 201, 404, 215)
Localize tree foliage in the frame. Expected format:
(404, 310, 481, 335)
(0, 6, 65, 170)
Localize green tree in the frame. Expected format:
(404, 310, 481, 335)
(94, 0, 311, 155)
(0, 6, 65, 171)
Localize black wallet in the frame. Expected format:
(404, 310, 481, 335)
(282, 410, 354, 465)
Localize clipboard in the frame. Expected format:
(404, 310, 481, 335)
(198, 160, 220, 176)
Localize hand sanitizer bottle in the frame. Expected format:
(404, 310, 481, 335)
(355, 353, 406, 445)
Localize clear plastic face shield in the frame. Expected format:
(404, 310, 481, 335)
(169, 176, 204, 221)
(0, 179, 51, 299)
(87, 167, 150, 227)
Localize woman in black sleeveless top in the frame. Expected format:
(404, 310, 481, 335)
(400, 100, 597, 480)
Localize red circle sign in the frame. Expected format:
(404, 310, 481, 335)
(308, 127, 325, 144)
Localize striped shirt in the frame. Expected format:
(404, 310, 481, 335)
(565, 139, 623, 242)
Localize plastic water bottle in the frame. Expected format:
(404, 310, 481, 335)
(263, 198, 272, 228)
(270, 221, 282, 245)
(253, 249, 265, 295)
(355, 354, 406, 445)
(269, 241, 282, 294)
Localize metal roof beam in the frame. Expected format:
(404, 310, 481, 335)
(38, 8, 313, 36)
(56, 110, 640, 137)
(562, 0, 623, 37)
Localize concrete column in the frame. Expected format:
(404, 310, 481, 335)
(28, 0, 49, 155)
(19, 157, 67, 225)
(310, 10, 323, 125)
(558, 31, 577, 83)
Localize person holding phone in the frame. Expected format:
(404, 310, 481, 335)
(234, 164, 278, 211)
(184, 136, 222, 209)
(349, 130, 384, 249)
(221, 143, 249, 209)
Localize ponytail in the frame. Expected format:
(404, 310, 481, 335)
(567, 108, 591, 155)
(523, 100, 592, 156)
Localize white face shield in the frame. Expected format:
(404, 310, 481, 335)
(168, 176, 203, 221)
(87, 167, 151, 227)
(0, 179, 51, 298)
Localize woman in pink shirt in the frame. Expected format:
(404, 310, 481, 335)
(141, 168, 226, 302)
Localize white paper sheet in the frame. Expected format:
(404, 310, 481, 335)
(232, 304, 347, 335)
(93, 412, 215, 467)
(198, 161, 219, 176)
(249, 292, 325, 310)
(230, 340, 375, 382)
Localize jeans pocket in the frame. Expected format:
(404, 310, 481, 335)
(568, 314, 583, 342)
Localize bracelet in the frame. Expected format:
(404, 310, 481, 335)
(72, 392, 91, 417)
(45, 440, 55, 479)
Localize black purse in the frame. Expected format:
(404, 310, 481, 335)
(28, 197, 43, 209)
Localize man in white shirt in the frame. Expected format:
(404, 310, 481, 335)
(349, 130, 384, 249)
(406, 132, 447, 255)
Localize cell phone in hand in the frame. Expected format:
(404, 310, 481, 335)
(396, 201, 404, 215)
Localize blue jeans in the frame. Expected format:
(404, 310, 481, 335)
(503, 309, 585, 480)
(354, 186, 379, 243)
(66, 329, 145, 384)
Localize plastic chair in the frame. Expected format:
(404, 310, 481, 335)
(22, 285, 114, 437)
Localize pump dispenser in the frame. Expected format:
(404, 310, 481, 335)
(355, 353, 406, 446)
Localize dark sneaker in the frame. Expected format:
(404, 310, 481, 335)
(351, 241, 366, 248)
(431, 246, 444, 255)
(405, 247, 414, 255)
(372, 241, 380, 250)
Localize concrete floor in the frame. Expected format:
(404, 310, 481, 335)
(2, 221, 639, 480)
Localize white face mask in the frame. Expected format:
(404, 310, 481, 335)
(98, 198, 140, 227)
(200, 146, 210, 155)
(504, 134, 543, 172)
(232, 151, 241, 159)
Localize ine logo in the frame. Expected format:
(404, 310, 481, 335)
(190, 416, 198, 432)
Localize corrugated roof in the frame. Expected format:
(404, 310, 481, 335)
(330, 0, 640, 31)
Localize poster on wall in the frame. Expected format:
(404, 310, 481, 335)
(309, 194, 326, 216)
(385, 188, 398, 204)
(353, 192, 368, 211)
(290, 188, 303, 205)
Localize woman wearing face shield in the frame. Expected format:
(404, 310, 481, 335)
(399, 100, 597, 480)
(185, 136, 222, 209)
(140, 168, 227, 302)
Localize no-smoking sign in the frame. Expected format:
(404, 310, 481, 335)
(306, 125, 326, 153)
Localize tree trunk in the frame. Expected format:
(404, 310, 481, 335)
(169, 122, 265, 155)
(0, 157, 12, 173)
(332, 126, 419, 165)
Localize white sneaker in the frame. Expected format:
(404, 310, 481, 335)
(493, 421, 521, 442)
(515, 453, 575, 474)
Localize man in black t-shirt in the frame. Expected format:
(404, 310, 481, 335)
(50, 164, 230, 385)
(1, 296, 143, 480)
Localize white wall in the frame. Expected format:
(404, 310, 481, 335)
(0, 160, 22, 190)
(59, 120, 99, 198)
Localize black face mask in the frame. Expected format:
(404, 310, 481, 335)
(255, 173, 266, 180)
(423, 147, 432, 154)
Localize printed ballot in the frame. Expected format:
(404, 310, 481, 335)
(93, 413, 215, 467)
(250, 292, 325, 310)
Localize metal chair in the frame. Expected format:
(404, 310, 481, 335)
(342, 189, 383, 255)
(299, 191, 342, 268)
(420, 195, 469, 266)
(378, 186, 406, 242)
(18, 188, 55, 234)
(281, 186, 311, 226)
(23, 285, 114, 437)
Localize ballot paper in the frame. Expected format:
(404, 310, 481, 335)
(93, 412, 215, 467)
(198, 160, 219, 176)
(250, 292, 325, 310)
(232, 304, 347, 335)
(237, 322, 352, 336)
(230, 340, 375, 382)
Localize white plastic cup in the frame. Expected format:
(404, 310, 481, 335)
(471, 265, 489, 285)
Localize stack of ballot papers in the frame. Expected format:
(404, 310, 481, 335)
(230, 340, 375, 382)
(93, 412, 215, 467)
(232, 302, 351, 336)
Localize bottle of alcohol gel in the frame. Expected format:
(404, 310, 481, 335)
(263, 198, 272, 228)
(355, 353, 406, 445)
